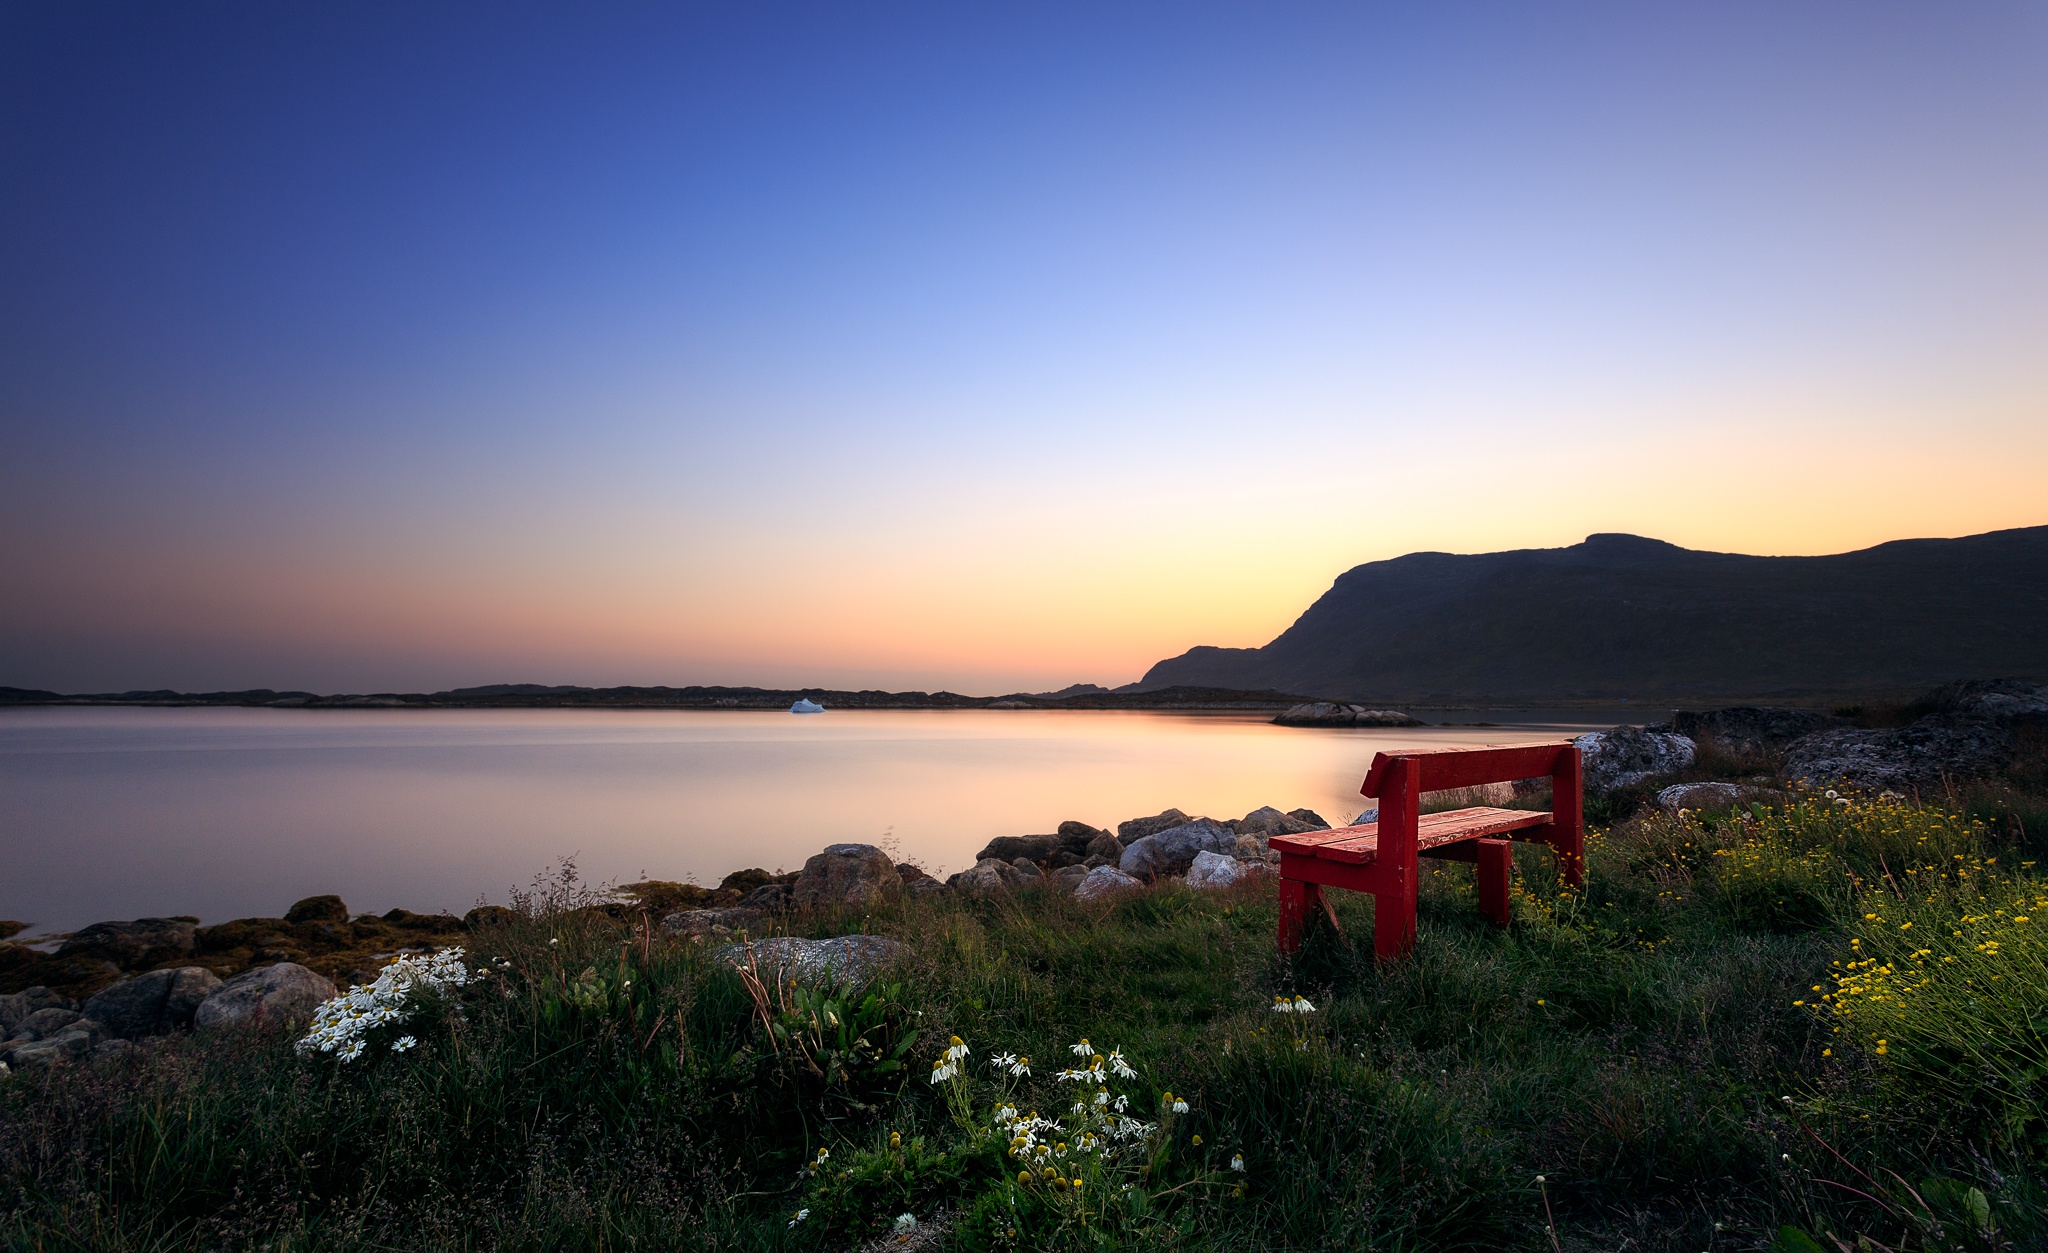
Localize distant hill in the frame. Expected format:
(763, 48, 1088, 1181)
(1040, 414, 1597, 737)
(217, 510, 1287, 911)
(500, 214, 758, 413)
(1133, 526, 2048, 703)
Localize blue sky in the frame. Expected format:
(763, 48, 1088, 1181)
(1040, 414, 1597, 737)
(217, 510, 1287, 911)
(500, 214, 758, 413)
(4, 2, 2045, 693)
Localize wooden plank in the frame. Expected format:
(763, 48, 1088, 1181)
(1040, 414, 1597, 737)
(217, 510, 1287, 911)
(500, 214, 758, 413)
(1268, 824, 1376, 855)
(1361, 741, 1575, 797)
(1309, 807, 1551, 864)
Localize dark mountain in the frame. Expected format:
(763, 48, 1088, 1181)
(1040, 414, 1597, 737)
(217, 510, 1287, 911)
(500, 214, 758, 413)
(1134, 526, 2048, 703)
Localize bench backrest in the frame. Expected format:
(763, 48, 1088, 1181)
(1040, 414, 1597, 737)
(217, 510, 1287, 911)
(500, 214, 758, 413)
(1361, 741, 1576, 798)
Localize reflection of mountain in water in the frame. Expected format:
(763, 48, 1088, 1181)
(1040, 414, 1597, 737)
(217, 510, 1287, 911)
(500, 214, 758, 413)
(1133, 527, 2048, 703)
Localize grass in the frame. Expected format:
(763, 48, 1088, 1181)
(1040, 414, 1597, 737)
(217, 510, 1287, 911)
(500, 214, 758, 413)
(3, 794, 2046, 1252)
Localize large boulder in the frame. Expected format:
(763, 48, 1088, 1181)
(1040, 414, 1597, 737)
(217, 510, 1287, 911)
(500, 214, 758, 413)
(55, 917, 198, 970)
(1116, 809, 1189, 844)
(1669, 707, 1836, 755)
(0, 986, 68, 1037)
(973, 834, 1061, 863)
(81, 967, 221, 1039)
(790, 844, 903, 910)
(1922, 678, 2048, 724)
(1783, 718, 2014, 795)
(716, 935, 908, 984)
(193, 963, 336, 1032)
(1073, 866, 1143, 901)
(5, 1007, 81, 1041)
(1575, 727, 1696, 791)
(1272, 703, 1421, 727)
(284, 895, 350, 924)
(1185, 850, 1245, 890)
(1120, 819, 1238, 880)
(948, 858, 1041, 895)
(1233, 806, 1322, 838)
(659, 907, 763, 940)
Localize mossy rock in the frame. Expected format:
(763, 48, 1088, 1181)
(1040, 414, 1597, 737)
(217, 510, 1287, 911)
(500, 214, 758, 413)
(285, 895, 350, 924)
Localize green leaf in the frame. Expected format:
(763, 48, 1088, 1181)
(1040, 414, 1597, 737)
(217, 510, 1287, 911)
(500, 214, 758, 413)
(1773, 1226, 1828, 1253)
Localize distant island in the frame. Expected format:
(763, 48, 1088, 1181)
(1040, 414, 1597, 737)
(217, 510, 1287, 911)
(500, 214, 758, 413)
(0, 682, 1324, 712)
(1134, 525, 2048, 703)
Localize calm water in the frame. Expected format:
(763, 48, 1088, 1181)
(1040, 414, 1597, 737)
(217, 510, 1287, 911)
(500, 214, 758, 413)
(0, 707, 1618, 934)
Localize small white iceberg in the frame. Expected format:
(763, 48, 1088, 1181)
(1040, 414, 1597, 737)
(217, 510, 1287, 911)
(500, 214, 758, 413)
(789, 698, 825, 714)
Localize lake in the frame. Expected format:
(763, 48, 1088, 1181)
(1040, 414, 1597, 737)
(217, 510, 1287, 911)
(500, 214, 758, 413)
(0, 707, 1623, 934)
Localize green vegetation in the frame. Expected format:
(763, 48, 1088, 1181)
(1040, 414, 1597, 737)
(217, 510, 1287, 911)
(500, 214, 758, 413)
(4, 793, 2046, 1252)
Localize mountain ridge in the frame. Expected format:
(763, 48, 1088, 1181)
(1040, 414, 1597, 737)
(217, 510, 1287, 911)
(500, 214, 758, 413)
(1133, 525, 2048, 702)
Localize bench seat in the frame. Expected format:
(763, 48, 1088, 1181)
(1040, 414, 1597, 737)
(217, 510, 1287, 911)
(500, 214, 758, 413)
(1269, 806, 1551, 864)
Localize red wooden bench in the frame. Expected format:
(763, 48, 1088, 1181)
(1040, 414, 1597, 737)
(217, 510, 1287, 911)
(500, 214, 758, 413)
(1271, 741, 1583, 960)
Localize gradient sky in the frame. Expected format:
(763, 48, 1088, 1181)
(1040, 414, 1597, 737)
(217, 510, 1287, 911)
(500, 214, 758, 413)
(4, 2, 2045, 695)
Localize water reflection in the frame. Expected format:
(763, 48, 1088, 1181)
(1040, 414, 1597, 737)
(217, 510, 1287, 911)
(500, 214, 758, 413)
(0, 707, 1616, 932)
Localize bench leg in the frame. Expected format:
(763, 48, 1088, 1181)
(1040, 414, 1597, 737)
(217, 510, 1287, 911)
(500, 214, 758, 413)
(1372, 887, 1416, 960)
(1476, 838, 1511, 927)
(1277, 879, 1321, 955)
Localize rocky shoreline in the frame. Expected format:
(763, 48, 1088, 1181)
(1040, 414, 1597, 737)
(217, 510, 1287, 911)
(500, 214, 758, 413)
(7, 679, 2039, 1078)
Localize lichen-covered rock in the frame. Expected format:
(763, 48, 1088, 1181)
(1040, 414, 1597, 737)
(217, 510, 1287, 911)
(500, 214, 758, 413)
(1185, 850, 1244, 890)
(791, 844, 903, 910)
(1783, 718, 2014, 794)
(1670, 707, 1835, 755)
(1575, 727, 1696, 791)
(54, 917, 198, 970)
(193, 963, 336, 1032)
(1116, 809, 1189, 844)
(0, 987, 68, 1037)
(1655, 782, 1749, 813)
(1073, 866, 1143, 901)
(81, 967, 221, 1039)
(716, 935, 908, 984)
(1119, 819, 1237, 880)
(1273, 703, 1420, 727)
(659, 907, 764, 940)
(1923, 678, 2048, 724)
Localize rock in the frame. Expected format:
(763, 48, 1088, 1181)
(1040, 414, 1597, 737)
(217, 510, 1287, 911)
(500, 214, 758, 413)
(463, 905, 518, 930)
(1670, 707, 1836, 755)
(1082, 853, 1113, 870)
(1233, 806, 1321, 838)
(718, 867, 782, 896)
(54, 917, 198, 970)
(1272, 703, 1421, 727)
(1655, 782, 1748, 813)
(790, 844, 903, 910)
(1234, 834, 1269, 860)
(739, 882, 794, 910)
(92, 1038, 139, 1063)
(1, 1017, 101, 1069)
(949, 858, 1040, 895)
(716, 935, 908, 984)
(1923, 678, 2048, 724)
(1084, 831, 1122, 861)
(1119, 819, 1238, 880)
(193, 963, 336, 1032)
(896, 863, 929, 882)
(1073, 866, 1144, 901)
(81, 967, 222, 1039)
(974, 834, 1061, 863)
(1051, 864, 1091, 893)
(659, 907, 764, 940)
(1575, 727, 1696, 791)
(1783, 717, 2014, 795)
(0, 986, 69, 1037)
(1008, 858, 1043, 881)
(1116, 809, 1189, 844)
(1057, 820, 1112, 848)
(1285, 809, 1331, 829)
(907, 876, 950, 900)
(284, 895, 350, 924)
(1352, 808, 1378, 825)
(1185, 850, 1244, 890)
(6, 1007, 81, 1041)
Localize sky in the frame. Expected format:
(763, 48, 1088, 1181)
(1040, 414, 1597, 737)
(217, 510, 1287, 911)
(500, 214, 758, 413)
(3, 2, 2045, 696)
